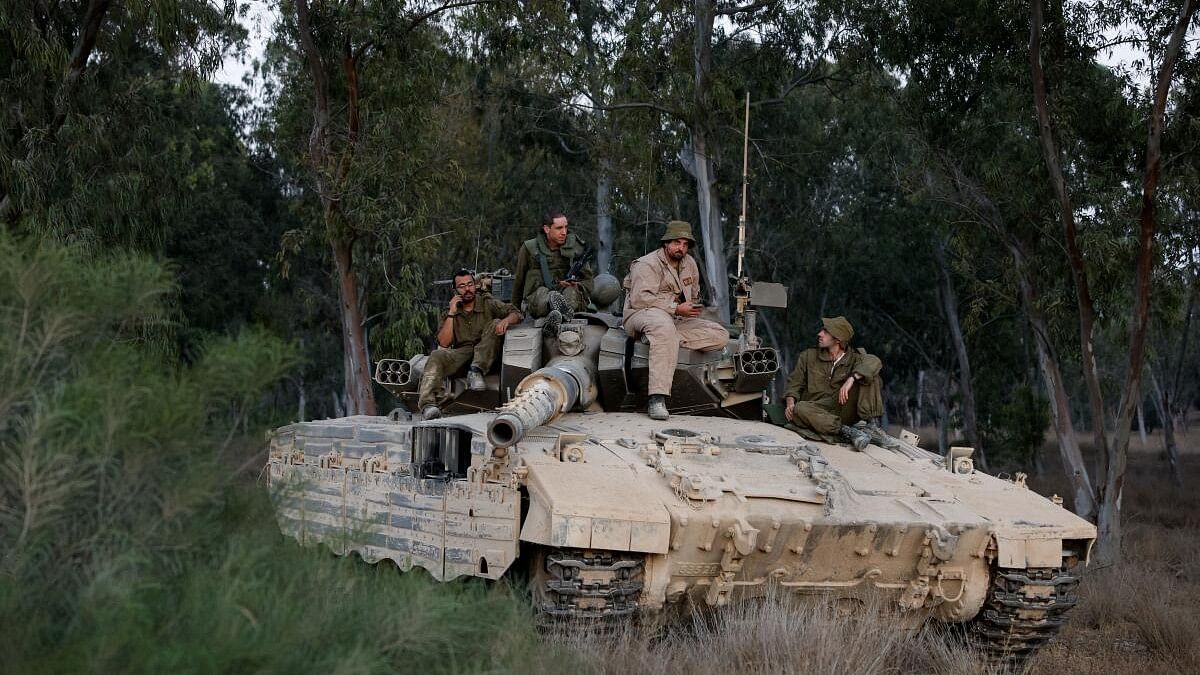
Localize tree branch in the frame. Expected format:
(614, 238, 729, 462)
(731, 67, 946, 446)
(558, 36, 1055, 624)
(400, 0, 495, 40)
(715, 0, 774, 16)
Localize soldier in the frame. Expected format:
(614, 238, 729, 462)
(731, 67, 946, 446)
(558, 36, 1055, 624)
(417, 269, 521, 419)
(511, 210, 594, 334)
(782, 316, 883, 450)
(623, 221, 729, 420)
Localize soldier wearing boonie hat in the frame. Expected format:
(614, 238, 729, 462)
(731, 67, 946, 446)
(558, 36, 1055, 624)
(622, 220, 729, 420)
(782, 316, 884, 450)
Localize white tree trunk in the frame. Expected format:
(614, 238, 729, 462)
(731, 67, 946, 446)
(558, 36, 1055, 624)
(596, 169, 613, 276)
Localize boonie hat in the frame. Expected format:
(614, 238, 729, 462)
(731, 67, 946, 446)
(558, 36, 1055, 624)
(821, 316, 854, 345)
(661, 220, 697, 243)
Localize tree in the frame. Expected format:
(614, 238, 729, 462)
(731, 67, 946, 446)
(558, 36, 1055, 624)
(0, 0, 239, 235)
(272, 0, 487, 415)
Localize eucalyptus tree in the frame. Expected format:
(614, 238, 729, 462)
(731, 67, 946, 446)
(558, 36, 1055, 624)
(0, 0, 240, 240)
(1027, 0, 1199, 564)
(267, 0, 489, 416)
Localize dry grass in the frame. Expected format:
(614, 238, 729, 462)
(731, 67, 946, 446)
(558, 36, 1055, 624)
(551, 592, 989, 675)
(1025, 428, 1200, 675)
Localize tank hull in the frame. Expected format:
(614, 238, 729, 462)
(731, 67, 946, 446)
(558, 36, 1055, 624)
(267, 410, 1094, 660)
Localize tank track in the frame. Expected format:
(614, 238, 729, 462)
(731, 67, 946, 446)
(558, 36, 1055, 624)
(532, 548, 645, 630)
(971, 566, 1080, 667)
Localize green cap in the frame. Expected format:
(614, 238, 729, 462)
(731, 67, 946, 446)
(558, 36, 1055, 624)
(821, 316, 854, 345)
(661, 220, 697, 243)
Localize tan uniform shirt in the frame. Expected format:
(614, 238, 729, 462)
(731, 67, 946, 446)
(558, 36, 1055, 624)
(623, 248, 702, 319)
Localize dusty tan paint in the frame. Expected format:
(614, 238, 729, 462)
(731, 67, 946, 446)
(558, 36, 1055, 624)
(266, 401, 1095, 625)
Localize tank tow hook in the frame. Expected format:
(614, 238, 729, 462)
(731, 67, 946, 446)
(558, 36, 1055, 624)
(704, 517, 759, 607)
(900, 526, 965, 612)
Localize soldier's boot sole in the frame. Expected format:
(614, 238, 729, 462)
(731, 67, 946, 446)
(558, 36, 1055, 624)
(549, 290, 573, 323)
(841, 424, 870, 451)
(466, 367, 486, 391)
(647, 395, 669, 421)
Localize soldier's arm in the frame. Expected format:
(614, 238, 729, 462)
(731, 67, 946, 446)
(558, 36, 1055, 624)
(511, 246, 530, 305)
(435, 313, 455, 348)
(627, 261, 675, 313)
(784, 355, 808, 401)
(492, 298, 523, 327)
(851, 352, 882, 382)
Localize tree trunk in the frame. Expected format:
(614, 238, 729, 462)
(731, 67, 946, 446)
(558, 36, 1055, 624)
(596, 169, 613, 276)
(934, 239, 985, 469)
(916, 369, 924, 429)
(1030, 0, 1111, 478)
(332, 237, 377, 415)
(1148, 365, 1183, 486)
(1096, 0, 1196, 567)
(690, 0, 729, 321)
(1010, 239, 1097, 519)
(1136, 401, 1147, 448)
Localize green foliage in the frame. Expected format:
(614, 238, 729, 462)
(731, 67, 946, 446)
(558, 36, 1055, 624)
(980, 385, 1053, 467)
(0, 1, 242, 242)
(0, 234, 299, 671)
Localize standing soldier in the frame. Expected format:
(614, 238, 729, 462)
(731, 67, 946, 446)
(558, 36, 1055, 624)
(623, 221, 729, 420)
(782, 316, 883, 449)
(512, 210, 594, 334)
(417, 269, 521, 419)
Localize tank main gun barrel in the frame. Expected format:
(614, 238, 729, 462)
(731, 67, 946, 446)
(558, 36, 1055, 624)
(487, 360, 593, 448)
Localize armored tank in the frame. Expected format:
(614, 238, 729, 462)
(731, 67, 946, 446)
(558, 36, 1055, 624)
(266, 278, 1094, 667)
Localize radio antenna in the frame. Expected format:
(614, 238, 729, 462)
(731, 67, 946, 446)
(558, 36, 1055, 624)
(734, 91, 754, 343)
(737, 91, 750, 280)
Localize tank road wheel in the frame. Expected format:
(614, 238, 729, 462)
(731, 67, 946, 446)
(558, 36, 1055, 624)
(970, 566, 1081, 668)
(529, 547, 645, 632)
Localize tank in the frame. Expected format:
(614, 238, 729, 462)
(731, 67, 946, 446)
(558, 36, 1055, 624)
(266, 283, 1095, 668)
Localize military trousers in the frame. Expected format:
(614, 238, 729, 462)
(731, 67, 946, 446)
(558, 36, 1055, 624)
(623, 308, 728, 397)
(417, 320, 502, 408)
(787, 377, 884, 444)
(526, 284, 588, 318)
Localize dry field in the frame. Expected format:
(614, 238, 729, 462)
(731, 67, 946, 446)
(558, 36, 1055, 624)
(1028, 442, 1200, 674)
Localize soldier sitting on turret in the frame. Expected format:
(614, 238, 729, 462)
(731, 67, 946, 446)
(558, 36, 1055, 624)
(417, 269, 521, 419)
(623, 221, 729, 421)
(511, 210, 594, 335)
(782, 316, 883, 450)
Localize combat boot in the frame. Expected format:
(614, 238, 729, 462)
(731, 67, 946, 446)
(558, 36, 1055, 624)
(542, 309, 562, 336)
(840, 424, 870, 451)
(422, 405, 441, 420)
(466, 366, 486, 391)
(647, 395, 669, 421)
(549, 290, 574, 323)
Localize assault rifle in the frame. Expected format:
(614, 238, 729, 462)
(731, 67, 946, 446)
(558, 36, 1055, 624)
(563, 243, 595, 283)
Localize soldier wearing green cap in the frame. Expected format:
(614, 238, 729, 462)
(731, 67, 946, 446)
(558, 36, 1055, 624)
(782, 316, 883, 450)
(623, 220, 729, 420)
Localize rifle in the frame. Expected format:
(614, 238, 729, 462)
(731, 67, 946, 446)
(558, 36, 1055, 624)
(563, 243, 595, 283)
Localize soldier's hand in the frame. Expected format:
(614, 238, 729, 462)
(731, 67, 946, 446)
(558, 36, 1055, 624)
(838, 377, 855, 405)
(674, 302, 702, 318)
(448, 295, 462, 315)
(558, 279, 578, 288)
(494, 320, 508, 336)
(784, 397, 795, 421)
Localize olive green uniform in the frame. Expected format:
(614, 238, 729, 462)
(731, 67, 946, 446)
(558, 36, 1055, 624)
(511, 233, 593, 317)
(417, 292, 518, 409)
(784, 347, 884, 443)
